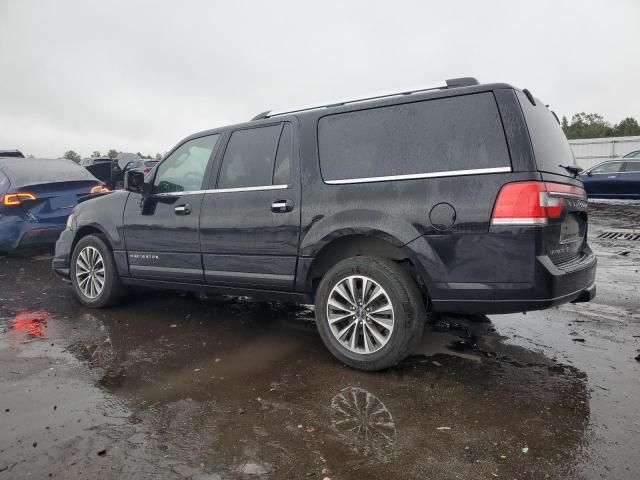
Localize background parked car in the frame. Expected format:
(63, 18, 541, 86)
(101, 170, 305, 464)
(623, 150, 640, 159)
(80, 156, 113, 187)
(0, 149, 25, 158)
(580, 159, 640, 198)
(79, 156, 112, 167)
(0, 158, 109, 251)
(123, 159, 159, 175)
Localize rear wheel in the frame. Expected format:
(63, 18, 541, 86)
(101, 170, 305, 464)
(70, 234, 127, 308)
(315, 256, 426, 371)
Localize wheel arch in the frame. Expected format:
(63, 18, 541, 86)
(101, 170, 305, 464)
(71, 224, 112, 255)
(301, 232, 431, 301)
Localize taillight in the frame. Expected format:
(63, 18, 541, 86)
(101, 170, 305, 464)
(90, 184, 110, 194)
(491, 181, 586, 226)
(2, 192, 37, 206)
(143, 167, 151, 174)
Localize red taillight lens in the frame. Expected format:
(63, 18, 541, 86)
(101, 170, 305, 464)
(90, 184, 110, 194)
(2, 192, 37, 206)
(491, 181, 586, 226)
(143, 167, 151, 174)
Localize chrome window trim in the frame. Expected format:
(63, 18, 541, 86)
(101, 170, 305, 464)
(154, 184, 289, 197)
(324, 166, 511, 185)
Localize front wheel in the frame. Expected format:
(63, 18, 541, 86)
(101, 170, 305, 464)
(70, 234, 127, 308)
(315, 256, 426, 371)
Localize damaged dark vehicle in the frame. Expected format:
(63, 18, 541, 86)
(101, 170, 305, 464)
(53, 78, 596, 370)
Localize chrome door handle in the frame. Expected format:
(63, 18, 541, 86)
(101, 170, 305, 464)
(174, 204, 191, 215)
(271, 200, 293, 213)
(607, 175, 617, 179)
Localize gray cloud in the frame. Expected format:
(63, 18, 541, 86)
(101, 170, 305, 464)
(1, 0, 638, 158)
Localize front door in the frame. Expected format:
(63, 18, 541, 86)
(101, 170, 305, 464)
(123, 134, 220, 281)
(200, 122, 301, 290)
(619, 160, 640, 196)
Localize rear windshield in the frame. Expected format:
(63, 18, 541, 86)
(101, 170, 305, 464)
(2, 159, 95, 187)
(318, 92, 511, 182)
(516, 91, 575, 177)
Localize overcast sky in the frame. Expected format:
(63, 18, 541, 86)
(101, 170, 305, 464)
(1, 0, 638, 158)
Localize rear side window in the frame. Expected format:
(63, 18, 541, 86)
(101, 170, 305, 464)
(273, 124, 292, 185)
(0, 172, 9, 192)
(318, 92, 511, 182)
(591, 162, 622, 174)
(218, 125, 281, 189)
(516, 91, 576, 177)
(623, 161, 640, 172)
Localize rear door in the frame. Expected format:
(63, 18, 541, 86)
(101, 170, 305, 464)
(123, 134, 220, 281)
(619, 160, 640, 196)
(200, 122, 301, 290)
(583, 161, 624, 196)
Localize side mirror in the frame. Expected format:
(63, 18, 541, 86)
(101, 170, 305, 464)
(586, 171, 593, 177)
(125, 170, 145, 193)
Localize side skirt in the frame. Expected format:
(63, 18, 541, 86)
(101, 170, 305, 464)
(121, 277, 312, 304)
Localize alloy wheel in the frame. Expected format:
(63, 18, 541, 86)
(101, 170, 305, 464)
(75, 246, 105, 299)
(326, 275, 395, 354)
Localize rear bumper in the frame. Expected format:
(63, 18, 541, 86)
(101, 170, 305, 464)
(0, 217, 65, 251)
(429, 251, 597, 315)
(52, 228, 73, 278)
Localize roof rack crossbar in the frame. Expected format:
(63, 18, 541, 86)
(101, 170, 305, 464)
(252, 77, 479, 120)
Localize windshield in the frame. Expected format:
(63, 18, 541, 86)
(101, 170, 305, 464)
(516, 91, 576, 177)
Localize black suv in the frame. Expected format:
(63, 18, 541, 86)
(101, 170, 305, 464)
(53, 78, 596, 370)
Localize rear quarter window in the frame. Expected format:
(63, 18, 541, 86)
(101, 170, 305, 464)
(0, 171, 9, 192)
(318, 92, 511, 182)
(516, 91, 576, 177)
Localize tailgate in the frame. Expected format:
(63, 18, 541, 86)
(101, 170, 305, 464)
(17, 181, 99, 223)
(541, 182, 589, 266)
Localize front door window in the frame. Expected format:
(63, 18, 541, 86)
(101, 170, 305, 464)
(153, 135, 219, 194)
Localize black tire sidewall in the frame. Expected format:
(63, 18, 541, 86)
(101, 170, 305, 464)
(70, 234, 121, 308)
(315, 257, 424, 370)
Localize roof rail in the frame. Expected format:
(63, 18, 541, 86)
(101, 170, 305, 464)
(252, 77, 480, 120)
(445, 77, 479, 88)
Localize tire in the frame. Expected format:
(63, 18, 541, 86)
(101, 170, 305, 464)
(315, 256, 426, 371)
(70, 234, 127, 308)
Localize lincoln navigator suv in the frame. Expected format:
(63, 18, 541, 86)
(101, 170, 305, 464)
(53, 78, 596, 371)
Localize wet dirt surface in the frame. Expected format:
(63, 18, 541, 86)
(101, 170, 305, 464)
(1, 201, 638, 479)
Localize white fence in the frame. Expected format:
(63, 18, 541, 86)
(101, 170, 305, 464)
(569, 136, 640, 170)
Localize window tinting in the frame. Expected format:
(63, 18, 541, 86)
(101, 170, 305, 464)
(516, 91, 576, 178)
(591, 162, 622, 174)
(318, 93, 510, 182)
(153, 134, 219, 194)
(273, 124, 292, 185)
(218, 125, 281, 189)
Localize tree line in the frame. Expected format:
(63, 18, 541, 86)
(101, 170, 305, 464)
(561, 113, 640, 140)
(62, 149, 163, 162)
